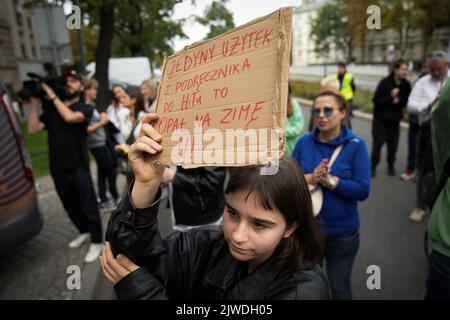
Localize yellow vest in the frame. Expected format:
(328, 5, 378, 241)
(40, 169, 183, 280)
(335, 72, 354, 101)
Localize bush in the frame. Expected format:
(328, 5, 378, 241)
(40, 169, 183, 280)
(290, 80, 374, 113)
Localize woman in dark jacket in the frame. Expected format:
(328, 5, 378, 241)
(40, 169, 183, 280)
(100, 113, 330, 300)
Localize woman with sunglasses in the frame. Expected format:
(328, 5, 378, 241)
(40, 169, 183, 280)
(292, 91, 371, 300)
(99, 113, 330, 300)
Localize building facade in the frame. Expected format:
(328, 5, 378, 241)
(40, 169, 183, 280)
(0, 0, 43, 93)
(292, 0, 450, 67)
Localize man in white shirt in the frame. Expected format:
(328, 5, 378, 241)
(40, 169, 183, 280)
(407, 51, 450, 124)
(407, 51, 450, 222)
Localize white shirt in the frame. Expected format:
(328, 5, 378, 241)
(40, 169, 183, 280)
(120, 111, 147, 143)
(407, 71, 450, 119)
(106, 103, 130, 144)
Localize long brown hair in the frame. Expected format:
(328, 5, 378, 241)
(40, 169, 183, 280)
(123, 86, 145, 122)
(226, 157, 324, 270)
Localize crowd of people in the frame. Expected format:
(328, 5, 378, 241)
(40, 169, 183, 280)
(26, 51, 450, 300)
(26, 74, 159, 263)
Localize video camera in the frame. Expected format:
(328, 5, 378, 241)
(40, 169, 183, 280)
(21, 72, 67, 100)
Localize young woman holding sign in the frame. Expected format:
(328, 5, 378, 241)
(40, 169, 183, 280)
(99, 113, 330, 300)
(292, 91, 371, 300)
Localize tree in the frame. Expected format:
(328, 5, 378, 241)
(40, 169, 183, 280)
(69, 25, 99, 70)
(112, 0, 187, 73)
(344, 0, 374, 63)
(412, 0, 450, 59)
(310, 0, 354, 62)
(196, 0, 235, 39)
(28, 0, 191, 111)
(93, 0, 114, 112)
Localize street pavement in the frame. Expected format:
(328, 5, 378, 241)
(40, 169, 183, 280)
(0, 165, 126, 300)
(0, 104, 429, 300)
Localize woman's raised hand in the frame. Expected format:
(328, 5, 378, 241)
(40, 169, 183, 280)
(128, 113, 165, 208)
(128, 113, 164, 184)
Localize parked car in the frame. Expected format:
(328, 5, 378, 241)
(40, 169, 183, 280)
(0, 82, 42, 254)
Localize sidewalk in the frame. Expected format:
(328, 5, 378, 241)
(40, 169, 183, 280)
(34, 162, 127, 300)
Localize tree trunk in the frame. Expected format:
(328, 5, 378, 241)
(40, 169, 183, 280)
(421, 27, 433, 60)
(94, 1, 115, 112)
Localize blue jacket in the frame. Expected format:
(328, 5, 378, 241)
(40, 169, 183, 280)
(292, 127, 371, 236)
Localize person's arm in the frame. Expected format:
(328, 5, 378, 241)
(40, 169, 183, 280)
(285, 101, 304, 138)
(27, 97, 45, 134)
(351, 78, 356, 93)
(407, 79, 429, 114)
(330, 141, 371, 201)
(105, 184, 218, 299)
(266, 269, 331, 300)
(103, 114, 216, 300)
(292, 141, 328, 186)
(292, 139, 313, 185)
(399, 81, 412, 108)
(87, 112, 109, 134)
(372, 79, 392, 107)
(41, 83, 86, 124)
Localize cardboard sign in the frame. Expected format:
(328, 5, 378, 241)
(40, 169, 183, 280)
(153, 7, 293, 167)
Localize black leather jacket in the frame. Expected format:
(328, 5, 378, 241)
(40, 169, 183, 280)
(106, 189, 330, 300)
(171, 167, 226, 226)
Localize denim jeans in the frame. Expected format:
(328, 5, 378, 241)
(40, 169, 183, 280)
(425, 250, 450, 300)
(324, 229, 360, 300)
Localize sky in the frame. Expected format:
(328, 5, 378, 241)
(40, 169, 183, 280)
(170, 0, 302, 51)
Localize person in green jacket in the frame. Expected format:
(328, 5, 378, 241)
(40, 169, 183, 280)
(426, 78, 450, 299)
(285, 86, 304, 156)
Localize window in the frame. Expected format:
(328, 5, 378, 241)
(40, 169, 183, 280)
(20, 43, 26, 58)
(0, 47, 5, 66)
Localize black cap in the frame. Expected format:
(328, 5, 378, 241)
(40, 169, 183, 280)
(63, 70, 82, 81)
(337, 62, 347, 68)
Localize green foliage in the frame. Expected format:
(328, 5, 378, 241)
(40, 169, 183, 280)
(21, 122, 49, 177)
(196, 0, 235, 39)
(310, 1, 345, 58)
(309, 0, 361, 62)
(290, 80, 374, 113)
(290, 81, 321, 100)
(111, 0, 187, 61)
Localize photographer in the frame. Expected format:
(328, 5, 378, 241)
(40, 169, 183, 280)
(27, 70, 103, 263)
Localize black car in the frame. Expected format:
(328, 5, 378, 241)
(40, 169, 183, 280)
(0, 82, 42, 254)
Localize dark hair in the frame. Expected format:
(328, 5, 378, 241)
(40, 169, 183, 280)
(313, 90, 349, 113)
(225, 157, 324, 270)
(392, 59, 408, 70)
(124, 86, 145, 115)
(111, 84, 125, 107)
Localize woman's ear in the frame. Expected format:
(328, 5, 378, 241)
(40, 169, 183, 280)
(339, 108, 347, 122)
(283, 222, 299, 238)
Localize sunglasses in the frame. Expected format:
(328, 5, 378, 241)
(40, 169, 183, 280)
(311, 106, 335, 118)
